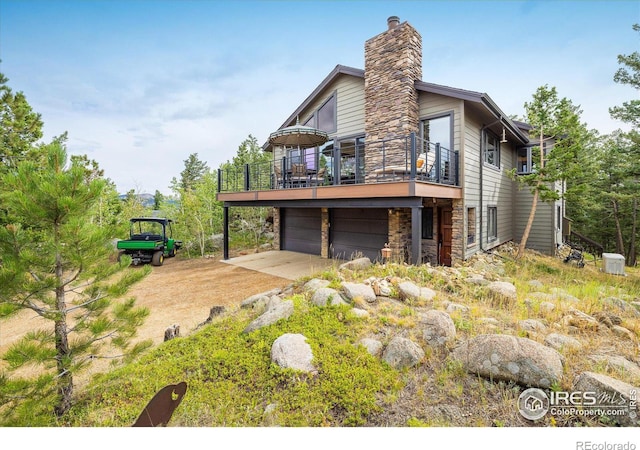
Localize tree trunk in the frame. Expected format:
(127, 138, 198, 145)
(518, 188, 539, 259)
(627, 196, 637, 266)
(612, 199, 626, 256)
(517, 128, 544, 259)
(53, 251, 73, 417)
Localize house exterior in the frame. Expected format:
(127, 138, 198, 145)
(216, 16, 563, 266)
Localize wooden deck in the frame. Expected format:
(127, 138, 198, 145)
(216, 180, 462, 204)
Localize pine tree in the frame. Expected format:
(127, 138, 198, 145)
(177, 153, 209, 191)
(515, 85, 591, 258)
(0, 70, 43, 171)
(0, 142, 150, 420)
(608, 23, 640, 265)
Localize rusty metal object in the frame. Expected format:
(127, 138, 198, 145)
(132, 381, 187, 427)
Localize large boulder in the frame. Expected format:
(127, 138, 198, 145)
(311, 287, 348, 307)
(241, 288, 282, 309)
(544, 333, 582, 351)
(341, 282, 376, 303)
(382, 337, 424, 370)
(588, 354, 640, 381)
(573, 372, 640, 427)
(243, 299, 294, 333)
(452, 334, 563, 388)
(486, 281, 517, 302)
(518, 319, 547, 333)
(397, 281, 436, 302)
(358, 338, 383, 357)
(303, 278, 331, 293)
(420, 310, 456, 347)
(339, 257, 372, 271)
(271, 333, 317, 374)
(563, 309, 600, 331)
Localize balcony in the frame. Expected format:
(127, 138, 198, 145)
(217, 133, 459, 198)
(216, 134, 462, 207)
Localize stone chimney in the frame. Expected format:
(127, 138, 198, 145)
(364, 16, 422, 181)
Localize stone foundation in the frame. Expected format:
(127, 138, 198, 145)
(272, 207, 281, 250)
(321, 208, 329, 258)
(387, 208, 412, 262)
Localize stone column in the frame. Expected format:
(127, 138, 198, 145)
(321, 208, 329, 258)
(272, 207, 281, 251)
(450, 199, 464, 265)
(364, 18, 422, 183)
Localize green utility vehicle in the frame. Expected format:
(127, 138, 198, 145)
(116, 217, 182, 266)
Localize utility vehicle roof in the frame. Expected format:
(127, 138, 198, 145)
(129, 217, 173, 224)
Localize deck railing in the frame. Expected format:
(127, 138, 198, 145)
(217, 132, 459, 193)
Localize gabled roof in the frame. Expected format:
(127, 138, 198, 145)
(263, 64, 529, 150)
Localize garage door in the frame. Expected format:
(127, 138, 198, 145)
(281, 208, 322, 255)
(330, 208, 388, 262)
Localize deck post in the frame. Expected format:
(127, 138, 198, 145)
(334, 146, 341, 185)
(409, 132, 416, 180)
(243, 164, 250, 191)
(223, 206, 229, 260)
(435, 143, 441, 184)
(411, 206, 422, 265)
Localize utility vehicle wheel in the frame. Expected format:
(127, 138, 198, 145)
(117, 251, 126, 263)
(151, 251, 164, 266)
(168, 248, 176, 257)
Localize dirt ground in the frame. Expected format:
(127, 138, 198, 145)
(0, 256, 291, 383)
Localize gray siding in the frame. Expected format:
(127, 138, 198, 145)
(461, 114, 516, 259)
(514, 188, 556, 255)
(272, 74, 364, 161)
(335, 76, 365, 137)
(418, 93, 462, 147)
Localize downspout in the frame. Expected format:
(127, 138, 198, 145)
(479, 118, 503, 252)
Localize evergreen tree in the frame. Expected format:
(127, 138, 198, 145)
(515, 85, 591, 258)
(609, 24, 640, 129)
(175, 153, 209, 191)
(153, 189, 164, 210)
(608, 23, 640, 265)
(0, 143, 150, 420)
(0, 70, 43, 171)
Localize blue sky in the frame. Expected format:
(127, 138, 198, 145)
(1, 0, 638, 195)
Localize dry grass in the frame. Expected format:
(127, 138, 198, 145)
(343, 246, 640, 426)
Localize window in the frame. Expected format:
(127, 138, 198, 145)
(483, 130, 500, 168)
(517, 147, 530, 174)
(488, 206, 497, 241)
(317, 94, 336, 133)
(287, 147, 317, 170)
(421, 115, 452, 150)
(557, 205, 561, 230)
(319, 140, 334, 178)
(467, 207, 476, 245)
(422, 207, 434, 239)
(517, 143, 549, 174)
(338, 136, 365, 183)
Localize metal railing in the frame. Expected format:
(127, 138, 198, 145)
(218, 132, 459, 193)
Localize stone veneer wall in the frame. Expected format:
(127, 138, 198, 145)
(364, 20, 422, 183)
(450, 199, 464, 265)
(321, 208, 329, 258)
(387, 208, 412, 262)
(272, 207, 280, 250)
